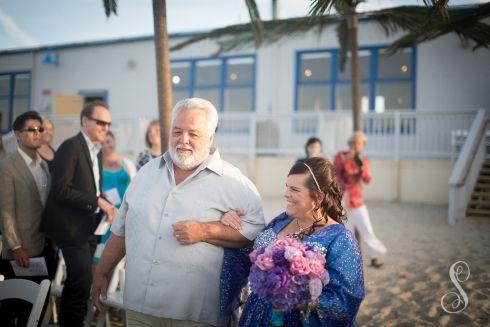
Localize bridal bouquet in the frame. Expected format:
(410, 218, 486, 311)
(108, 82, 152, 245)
(248, 237, 330, 312)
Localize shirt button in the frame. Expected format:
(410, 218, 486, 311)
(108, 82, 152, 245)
(158, 236, 162, 240)
(152, 260, 159, 265)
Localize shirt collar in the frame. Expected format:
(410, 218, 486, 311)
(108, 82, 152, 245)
(160, 147, 223, 176)
(81, 131, 101, 154)
(18, 147, 42, 167)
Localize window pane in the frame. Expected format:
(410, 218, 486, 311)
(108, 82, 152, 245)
(224, 87, 253, 112)
(227, 58, 253, 85)
(300, 52, 331, 82)
(172, 90, 190, 107)
(195, 60, 221, 87)
(335, 83, 370, 111)
(378, 48, 412, 79)
(0, 76, 10, 97)
(376, 82, 412, 110)
(171, 62, 191, 88)
(0, 99, 9, 131)
(194, 88, 221, 109)
(14, 74, 30, 95)
(297, 85, 330, 111)
(13, 97, 29, 119)
(338, 50, 370, 80)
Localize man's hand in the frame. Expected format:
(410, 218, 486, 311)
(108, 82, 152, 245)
(92, 268, 109, 312)
(172, 220, 205, 245)
(98, 197, 118, 223)
(12, 247, 29, 267)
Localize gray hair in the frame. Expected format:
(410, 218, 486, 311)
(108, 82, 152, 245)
(172, 98, 219, 135)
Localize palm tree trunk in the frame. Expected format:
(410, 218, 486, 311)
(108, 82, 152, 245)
(152, 0, 172, 152)
(347, 8, 361, 132)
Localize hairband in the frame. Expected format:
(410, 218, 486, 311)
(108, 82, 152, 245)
(302, 162, 322, 192)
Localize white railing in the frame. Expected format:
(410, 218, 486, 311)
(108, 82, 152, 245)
(448, 109, 489, 225)
(49, 109, 478, 159)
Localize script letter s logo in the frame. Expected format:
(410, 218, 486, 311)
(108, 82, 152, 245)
(440, 261, 470, 314)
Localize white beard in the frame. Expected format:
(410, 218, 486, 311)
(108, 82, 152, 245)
(169, 144, 210, 171)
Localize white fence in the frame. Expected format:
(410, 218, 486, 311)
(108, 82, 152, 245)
(50, 109, 477, 159)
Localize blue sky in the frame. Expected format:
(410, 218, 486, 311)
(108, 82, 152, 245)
(0, 0, 484, 51)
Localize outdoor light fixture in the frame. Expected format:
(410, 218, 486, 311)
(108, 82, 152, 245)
(401, 65, 409, 73)
(229, 73, 238, 81)
(172, 75, 181, 84)
(304, 69, 312, 78)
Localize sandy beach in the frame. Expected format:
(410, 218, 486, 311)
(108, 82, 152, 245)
(263, 198, 490, 326)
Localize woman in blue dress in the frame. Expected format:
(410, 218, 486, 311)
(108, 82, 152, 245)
(93, 131, 135, 264)
(221, 157, 364, 326)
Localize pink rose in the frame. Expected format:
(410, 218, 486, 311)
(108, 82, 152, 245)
(274, 238, 292, 250)
(308, 259, 325, 279)
(249, 249, 259, 263)
(255, 251, 275, 271)
(309, 278, 323, 300)
(290, 255, 311, 275)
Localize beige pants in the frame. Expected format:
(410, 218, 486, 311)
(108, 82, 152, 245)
(126, 310, 212, 327)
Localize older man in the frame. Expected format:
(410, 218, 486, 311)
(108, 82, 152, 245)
(92, 98, 264, 326)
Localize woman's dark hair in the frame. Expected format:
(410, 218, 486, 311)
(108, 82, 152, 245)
(276, 157, 346, 239)
(304, 137, 322, 157)
(106, 130, 115, 139)
(145, 120, 160, 148)
(13, 111, 43, 131)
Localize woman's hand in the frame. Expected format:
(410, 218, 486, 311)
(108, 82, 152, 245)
(220, 210, 245, 230)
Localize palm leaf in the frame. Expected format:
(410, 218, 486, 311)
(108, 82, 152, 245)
(244, 0, 263, 46)
(103, 0, 117, 17)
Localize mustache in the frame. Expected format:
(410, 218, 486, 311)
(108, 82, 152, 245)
(176, 144, 193, 152)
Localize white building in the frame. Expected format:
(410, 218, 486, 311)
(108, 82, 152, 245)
(1, 12, 489, 210)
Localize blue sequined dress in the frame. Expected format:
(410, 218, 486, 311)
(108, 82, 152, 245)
(227, 213, 364, 327)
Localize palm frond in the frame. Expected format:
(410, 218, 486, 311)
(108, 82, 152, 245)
(385, 3, 490, 54)
(103, 0, 117, 17)
(244, 0, 263, 46)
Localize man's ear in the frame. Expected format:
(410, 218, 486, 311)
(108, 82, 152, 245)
(14, 130, 21, 140)
(210, 133, 215, 144)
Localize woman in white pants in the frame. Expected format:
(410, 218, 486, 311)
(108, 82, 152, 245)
(334, 132, 387, 268)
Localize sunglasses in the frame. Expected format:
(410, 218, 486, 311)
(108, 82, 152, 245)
(20, 126, 45, 133)
(87, 116, 111, 127)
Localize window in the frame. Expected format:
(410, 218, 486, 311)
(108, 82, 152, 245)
(170, 55, 255, 112)
(295, 46, 415, 112)
(0, 72, 31, 132)
(78, 90, 108, 104)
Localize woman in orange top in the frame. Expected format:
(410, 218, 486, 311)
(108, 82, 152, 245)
(334, 132, 387, 268)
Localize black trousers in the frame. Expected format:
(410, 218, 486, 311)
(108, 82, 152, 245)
(58, 235, 97, 327)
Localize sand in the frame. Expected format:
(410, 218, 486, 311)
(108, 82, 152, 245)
(263, 198, 490, 326)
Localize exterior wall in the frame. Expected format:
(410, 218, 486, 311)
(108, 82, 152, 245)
(247, 156, 452, 204)
(417, 33, 490, 111)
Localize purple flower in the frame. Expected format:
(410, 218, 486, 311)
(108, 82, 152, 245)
(272, 249, 287, 265)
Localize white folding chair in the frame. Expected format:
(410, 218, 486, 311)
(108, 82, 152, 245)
(0, 278, 50, 327)
(96, 258, 126, 327)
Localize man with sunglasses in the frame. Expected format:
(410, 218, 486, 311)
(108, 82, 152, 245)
(0, 111, 53, 325)
(44, 101, 117, 327)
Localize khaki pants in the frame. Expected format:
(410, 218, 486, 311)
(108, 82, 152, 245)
(126, 309, 212, 327)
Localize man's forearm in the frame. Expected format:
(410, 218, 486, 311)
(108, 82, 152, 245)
(97, 233, 126, 276)
(202, 222, 252, 248)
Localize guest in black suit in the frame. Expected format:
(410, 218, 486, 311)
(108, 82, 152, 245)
(43, 101, 117, 327)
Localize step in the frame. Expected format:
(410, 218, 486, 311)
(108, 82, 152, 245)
(472, 192, 490, 197)
(477, 176, 490, 182)
(475, 183, 490, 189)
(481, 168, 490, 174)
(468, 199, 490, 206)
(466, 208, 490, 217)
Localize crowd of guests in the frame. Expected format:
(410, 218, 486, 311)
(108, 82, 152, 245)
(0, 98, 386, 327)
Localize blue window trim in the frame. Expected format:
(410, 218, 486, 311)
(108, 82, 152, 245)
(0, 71, 31, 133)
(294, 45, 416, 112)
(170, 54, 256, 112)
(78, 89, 109, 103)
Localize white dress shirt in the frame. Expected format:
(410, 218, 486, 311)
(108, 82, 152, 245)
(81, 131, 101, 197)
(111, 149, 265, 326)
(17, 148, 49, 206)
